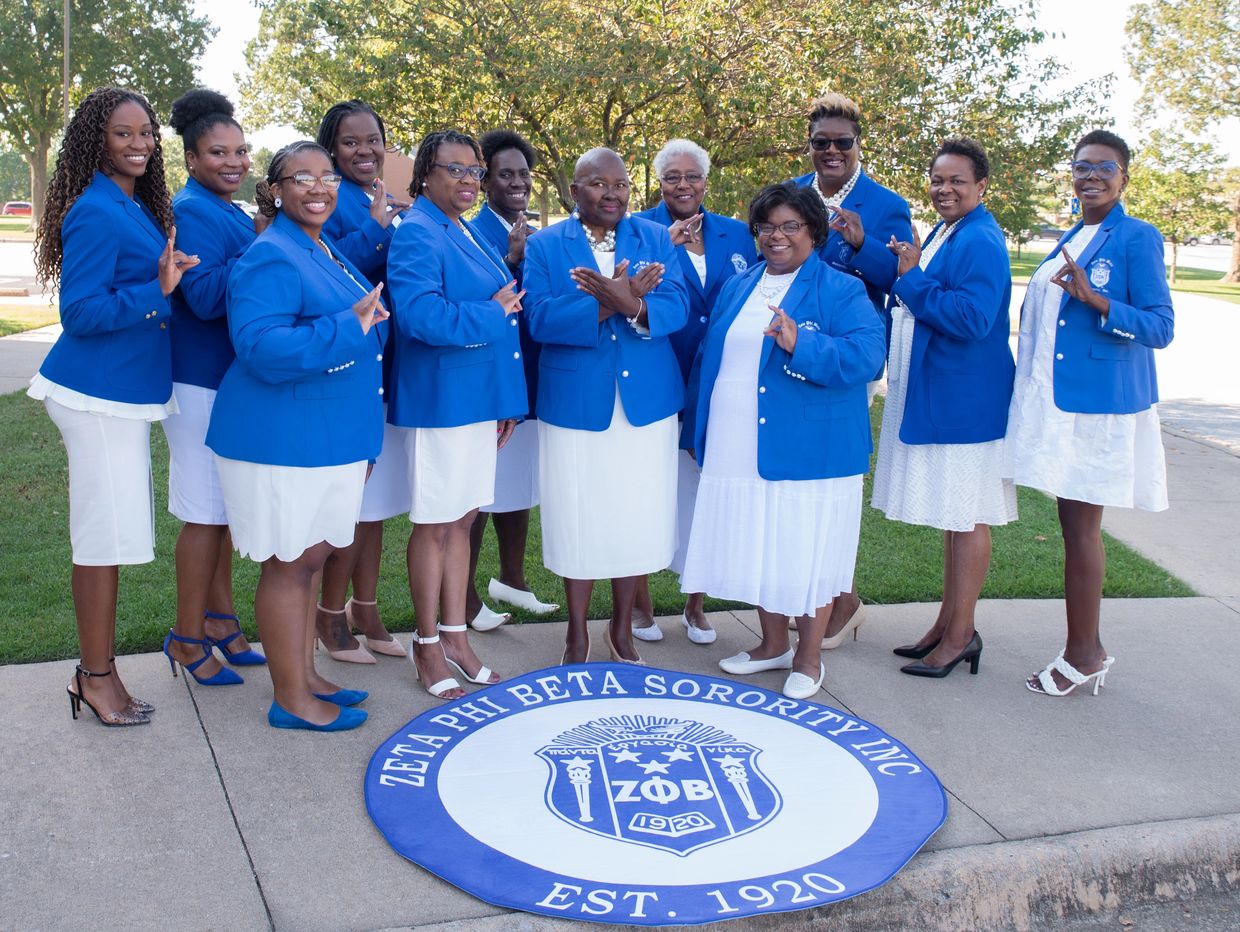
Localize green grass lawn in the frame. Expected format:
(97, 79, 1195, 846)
(0, 392, 1192, 665)
(0, 217, 35, 239)
(0, 303, 58, 336)
(1009, 249, 1240, 305)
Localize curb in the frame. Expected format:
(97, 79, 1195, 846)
(402, 813, 1240, 931)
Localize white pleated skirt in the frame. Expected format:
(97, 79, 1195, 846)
(359, 416, 412, 522)
(538, 391, 678, 579)
(482, 418, 539, 514)
(405, 420, 497, 524)
(161, 382, 228, 526)
(44, 399, 156, 566)
(216, 456, 367, 563)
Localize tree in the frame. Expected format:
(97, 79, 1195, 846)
(1126, 131, 1230, 282)
(0, 147, 27, 201)
(242, 0, 1100, 231)
(1127, 0, 1240, 281)
(0, 0, 215, 226)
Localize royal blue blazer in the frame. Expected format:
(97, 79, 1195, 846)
(205, 212, 385, 467)
(170, 178, 255, 390)
(38, 172, 171, 403)
(792, 169, 912, 318)
(322, 177, 402, 283)
(1036, 203, 1173, 414)
(472, 202, 541, 417)
(385, 197, 527, 428)
(524, 214, 689, 431)
(887, 204, 1014, 445)
(633, 201, 758, 385)
(691, 258, 885, 481)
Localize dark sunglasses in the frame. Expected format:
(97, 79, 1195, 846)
(809, 135, 857, 152)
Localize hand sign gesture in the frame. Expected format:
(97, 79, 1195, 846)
(492, 280, 526, 316)
(158, 227, 200, 296)
(763, 305, 798, 354)
(506, 214, 529, 266)
(887, 225, 923, 277)
(351, 282, 388, 334)
(668, 213, 704, 247)
(1051, 250, 1108, 315)
(368, 179, 410, 228)
(828, 206, 864, 249)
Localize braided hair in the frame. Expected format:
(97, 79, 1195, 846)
(409, 130, 481, 199)
(316, 100, 387, 163)
(253, 140, 331, 218)
(34, 87, 174, 287)
(169, 88, 242, 166)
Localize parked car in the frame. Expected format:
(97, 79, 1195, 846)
(1030, 224, 1066, 241)
(2, 201, 32, 217)
(1185, 232, 1233, 246)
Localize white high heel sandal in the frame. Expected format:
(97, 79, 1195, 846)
(1026, 652, 1115, 697)
(410, 631, 462, 699)
(438, 623, 499, 685)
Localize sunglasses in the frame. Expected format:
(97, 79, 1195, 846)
(278, 172, 342, 189)
(809, 135, 857, 152)
(434, 162, 487, 181)
(1070, 160, 1122, 180)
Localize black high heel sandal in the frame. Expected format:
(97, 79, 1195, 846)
(67, 665, 150, 726)
(899, 633, 983, 678)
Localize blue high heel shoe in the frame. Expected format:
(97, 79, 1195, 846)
(204, 611, 267, 666)
(313, 688, 368, 707)
(162, 630, 244, 686)
(268, 702, 367, 731)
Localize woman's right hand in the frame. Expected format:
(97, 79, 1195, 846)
(492, 280, 525, 316)
(158, 227, 201, 296)
(668, 213, 704, 247)
(351, 283, 388, 334)
(828, 206, 865, 249)
(368, 179, 411, 228)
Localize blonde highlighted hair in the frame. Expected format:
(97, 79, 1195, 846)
(807, 93, 863, 136)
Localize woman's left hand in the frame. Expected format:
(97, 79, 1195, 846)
(497, 418, 518, 450)
(571, 263, 641, 316)
(628, 261, 664, 298)
(668, 213, 704, 247)
(763, 305, 797, 354)
(888, 227, 922, 277)
(828, 206, 865, 249)
(368, 180, 411, 228)
(1052, 251, 1110, 318)
(506, 214, 529, 266)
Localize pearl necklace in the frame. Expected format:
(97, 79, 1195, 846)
(815, 164, 862, 212)
(757, 270, 796, 303)
(580, 219, 616, 253)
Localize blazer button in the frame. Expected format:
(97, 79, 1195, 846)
(610, 334, 617, 341)
(160, 322, 167, 329)
(376, 244, 384, 251)
(511, 318, 518, 326)
(699, 315, 707, 323)
(621, 370, 630, 377)
(1058, 319, 1066, 327)
(759, 386, 766, 393)
(376, 353, 383, 361)
(1055, 353, 1064, 360)
(378, 387, 384, 395)
(758, 417, 766, 425)
(513, 352, 520, 359)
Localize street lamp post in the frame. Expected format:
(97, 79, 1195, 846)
(63, 0, 70, 129)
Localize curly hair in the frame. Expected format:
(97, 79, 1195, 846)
(253, 140, 332, 218)
(317, 100, 387, 162)
(35, 87, 174, 287)
(931, 137, 990, 181)
(479, 129, 536, 171)
(169, 88, 242, 162)
(748, 182, 829, 248)
(410, 130, 482, 198)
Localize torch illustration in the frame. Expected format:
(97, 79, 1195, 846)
(565, 756, 594, 823)
(714, 754, 760, 820)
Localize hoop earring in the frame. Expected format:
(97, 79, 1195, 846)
(274, 196, 282, 208)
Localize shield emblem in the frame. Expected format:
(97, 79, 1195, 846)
(537, 715, 782, 856)
(730, 253, 749, 273)
(1089, 258, 1112, 289)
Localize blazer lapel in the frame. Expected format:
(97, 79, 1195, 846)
(699, 212, 727, 300)
(563, 214, 600, 273)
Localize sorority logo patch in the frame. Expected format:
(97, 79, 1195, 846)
(365, 664, 945, 925)
(729, 252, 749, 273)
(1089, 257, 1113, 289)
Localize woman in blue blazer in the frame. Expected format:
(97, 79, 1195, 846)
(29, 87, 197, 727)
(524, 147, 688, 666)
(207, 140, 387, 732)
(386, 129, 527, 701)
(313, 100, 412, 665)
(679, 183, 884, 700)
(1007, 130, 1174, 698)
(460, 129, 560, 630)
(160, 89, 265, 688)
(632, 138, 758, 646)
(873, 138, 1017, 680)
(790, 92, 914, 643)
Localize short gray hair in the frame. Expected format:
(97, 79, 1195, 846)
(653, 139, 710, 179)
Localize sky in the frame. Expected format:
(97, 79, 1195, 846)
(196, 0, 1240, 164)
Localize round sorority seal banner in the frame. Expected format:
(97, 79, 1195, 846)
(365, 663, 946, 925)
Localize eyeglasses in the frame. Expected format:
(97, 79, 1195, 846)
(809, 135, 857, 152)
(434, 162, 487, 181)
(660, 172, 705, 185)
(278, 172, 342, 189)
(753, 220, 808, 236)
(1070, 160, 1122, 180)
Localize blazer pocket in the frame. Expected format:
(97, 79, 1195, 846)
(540, 349, 579, 371)
(438, 347, 495, 369)
(1089, 341, 1131, 360)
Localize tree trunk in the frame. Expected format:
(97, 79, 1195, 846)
(1169, 241, 1178, 284)
(538, 183, 550, 228)
(25, 133, 52, 231)
(1224, 192, 1240, 284)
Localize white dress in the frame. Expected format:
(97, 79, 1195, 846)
(679, 272, 863, 618)
(870, 224, 1018, 531)
(1004, 225, 1168, 510)
(670, 248, 709, 578)
(538, 251, 679, 579)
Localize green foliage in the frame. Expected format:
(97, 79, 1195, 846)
(0, 148, 28, 200)
(243, 0, 1102, 231)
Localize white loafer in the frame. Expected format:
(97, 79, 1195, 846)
(488, 579, 559, 615)
(719, 648, 794, 675)
(682, 613, 716, 645)
(783, 663, 825, 699)
(470, 603, 511, 633)
(632, 622, 664, 642)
